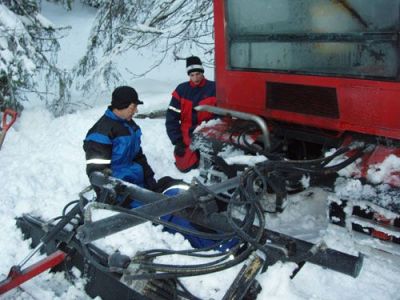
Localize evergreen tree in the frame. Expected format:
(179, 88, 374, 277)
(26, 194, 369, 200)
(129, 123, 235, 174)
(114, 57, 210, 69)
(0, 0, 71, 116)
(75, 0, 214, 93)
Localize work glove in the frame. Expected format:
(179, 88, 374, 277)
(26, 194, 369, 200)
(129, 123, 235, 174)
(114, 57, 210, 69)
(174, 140, 186, 157)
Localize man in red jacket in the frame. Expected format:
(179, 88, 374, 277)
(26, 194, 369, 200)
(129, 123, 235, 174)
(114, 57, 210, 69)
(165, 56, 216, 172)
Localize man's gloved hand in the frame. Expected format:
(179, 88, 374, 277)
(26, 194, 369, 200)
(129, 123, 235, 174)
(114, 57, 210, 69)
(174, 140, 186, 157)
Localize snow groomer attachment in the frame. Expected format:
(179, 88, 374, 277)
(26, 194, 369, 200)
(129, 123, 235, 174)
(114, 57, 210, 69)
(3, 170, 362, 299)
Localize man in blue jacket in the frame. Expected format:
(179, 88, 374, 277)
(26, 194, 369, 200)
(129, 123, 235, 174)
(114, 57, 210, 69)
(83, 86, 157, 190)
(166, 56, 216, 172)
(84, 86, 236, 250)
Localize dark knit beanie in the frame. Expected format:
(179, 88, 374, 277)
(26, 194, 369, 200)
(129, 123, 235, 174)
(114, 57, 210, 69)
(111, 86, 143, 109)
(186, 56, 204, 75)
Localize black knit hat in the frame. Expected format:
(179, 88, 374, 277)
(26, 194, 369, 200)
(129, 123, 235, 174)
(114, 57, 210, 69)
(111, 86, 143, 109)
(186, 56, 204, 75)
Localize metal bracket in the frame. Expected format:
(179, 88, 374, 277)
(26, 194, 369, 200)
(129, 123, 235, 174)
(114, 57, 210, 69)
(195, 105, 271, 151)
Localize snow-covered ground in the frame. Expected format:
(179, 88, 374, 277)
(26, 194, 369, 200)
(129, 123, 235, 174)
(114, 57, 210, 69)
(1, 2, 399, 300)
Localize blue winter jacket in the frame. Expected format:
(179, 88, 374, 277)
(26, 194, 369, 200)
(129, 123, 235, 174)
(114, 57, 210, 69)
(83, 108, 154, 187)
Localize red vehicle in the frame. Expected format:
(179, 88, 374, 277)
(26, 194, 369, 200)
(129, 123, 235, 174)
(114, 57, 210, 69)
(194, 0, 400, 248)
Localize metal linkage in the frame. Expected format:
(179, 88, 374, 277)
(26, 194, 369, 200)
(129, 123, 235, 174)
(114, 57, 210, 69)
(76, 172, 240, 243)
(78, 172, 363, 278)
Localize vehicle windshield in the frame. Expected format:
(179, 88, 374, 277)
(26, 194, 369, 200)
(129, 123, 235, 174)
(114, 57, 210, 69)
(226, 0, 400, 80)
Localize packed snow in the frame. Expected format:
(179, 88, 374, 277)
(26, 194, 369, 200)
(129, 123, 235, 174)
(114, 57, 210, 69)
(1, 2, 400, 300)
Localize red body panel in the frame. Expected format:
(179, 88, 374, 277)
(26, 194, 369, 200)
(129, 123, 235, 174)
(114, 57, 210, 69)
(213, 1, 400, 140)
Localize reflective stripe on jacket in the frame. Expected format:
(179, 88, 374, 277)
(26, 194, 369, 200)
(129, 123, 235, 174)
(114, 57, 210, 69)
(83, 108, 153, 186)
(166, 78, 216, 145)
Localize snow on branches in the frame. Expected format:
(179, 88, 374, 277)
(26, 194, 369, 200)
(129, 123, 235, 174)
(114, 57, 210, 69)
(0, 1, 71, 116)
(74, 0, 214, 93)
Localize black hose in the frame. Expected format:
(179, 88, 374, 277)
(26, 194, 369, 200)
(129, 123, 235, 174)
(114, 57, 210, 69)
(176, 279, 202, 300)
(139, 239, 240, 259)
(125, 244, 253, 280)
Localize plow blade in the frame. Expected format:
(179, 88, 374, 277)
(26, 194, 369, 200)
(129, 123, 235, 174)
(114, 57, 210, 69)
(15, 214, 150, 300)
(14, 212, 363, 300)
